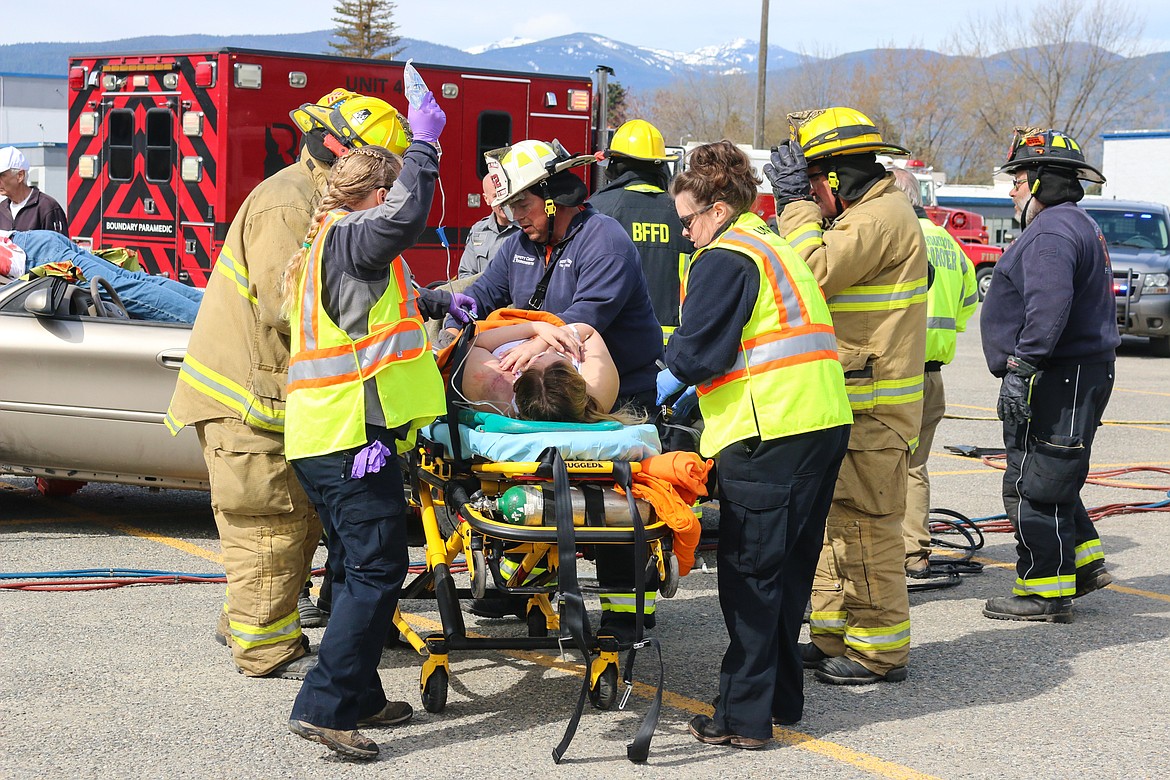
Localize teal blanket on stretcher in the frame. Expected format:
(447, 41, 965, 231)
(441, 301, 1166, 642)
(421, 410, 662, 462)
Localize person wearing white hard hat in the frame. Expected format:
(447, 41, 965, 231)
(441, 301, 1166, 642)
(0, 146, 67, 235)
(446, 138, 664, 642)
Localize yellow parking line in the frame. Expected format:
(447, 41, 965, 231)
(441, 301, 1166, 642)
(95, 519, 223, 566)
(396, 612, 942, 780)
(0, 512, 223, 565)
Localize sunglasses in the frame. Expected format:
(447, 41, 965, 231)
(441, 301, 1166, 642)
(679, 202, 715, 231)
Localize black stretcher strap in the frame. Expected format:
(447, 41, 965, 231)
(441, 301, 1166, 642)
(613, 461, 663, 764)
(547, 448, 594, 764)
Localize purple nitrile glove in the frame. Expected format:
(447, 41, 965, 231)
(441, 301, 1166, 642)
(351, 440, 392, 479)
(448, 292, 478, 324)
(408, 91, 446, 145)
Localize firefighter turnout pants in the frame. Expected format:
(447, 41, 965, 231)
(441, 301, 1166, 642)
(902, 368, 946, 570)
(1001, 362, 1114, 598)
(713, 426, 850, 740)
(289, 426, 410, 729)
(810, 418, 912, 675)
(197, 418, 321, 676)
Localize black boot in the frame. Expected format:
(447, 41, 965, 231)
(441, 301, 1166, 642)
(983, 594, 1073, 623)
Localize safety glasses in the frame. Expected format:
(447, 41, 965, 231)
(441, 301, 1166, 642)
(679, 203, 715, 231)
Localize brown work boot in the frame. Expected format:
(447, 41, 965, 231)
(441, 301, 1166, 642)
(357, 701, 414, 727)
(688, 715, 769, 750)
(288, 719, 378, 760)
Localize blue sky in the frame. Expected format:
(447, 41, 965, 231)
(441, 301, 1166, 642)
(13, 0, 1170, 55)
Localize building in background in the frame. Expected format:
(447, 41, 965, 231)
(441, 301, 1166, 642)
(0, 72, 69, 204)
(1102, 130, 1170, 208)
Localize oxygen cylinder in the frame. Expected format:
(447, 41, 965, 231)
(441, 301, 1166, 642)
(495, 485, 654, 527)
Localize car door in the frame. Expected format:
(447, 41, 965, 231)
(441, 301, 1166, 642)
(0, 278, 207, 488)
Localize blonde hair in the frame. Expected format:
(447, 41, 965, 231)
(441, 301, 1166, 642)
(281, 145, 404, 319)
(513, 362, 646, 425)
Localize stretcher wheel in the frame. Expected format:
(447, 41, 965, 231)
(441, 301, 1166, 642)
(659, 552, 680, 599)
(469, 550, 487, 600)
(421, 666, 449, 713)
(526, 604, 548, 638)
(588, 663, 618, 710)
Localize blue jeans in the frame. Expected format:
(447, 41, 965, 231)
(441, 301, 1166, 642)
(289, 426, 410, 729)
(13, 229, 203, 324)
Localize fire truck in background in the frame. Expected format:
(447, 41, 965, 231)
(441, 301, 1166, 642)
(683, 143, 1003, 299)
(896, 159, 1004, 301)
(65, 48, 595, 286)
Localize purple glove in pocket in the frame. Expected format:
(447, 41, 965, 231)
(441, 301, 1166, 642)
(351, 440, 393, 479)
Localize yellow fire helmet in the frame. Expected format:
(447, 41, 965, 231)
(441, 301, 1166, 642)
(605, 119, 679, 163)
(290, 89, 410, 155)
(789, 107, 910, 162)
(483, 139, 595, 207)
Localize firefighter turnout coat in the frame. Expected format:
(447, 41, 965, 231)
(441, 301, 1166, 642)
(164, 150, 327, 676)
(777, 174, 928, 674)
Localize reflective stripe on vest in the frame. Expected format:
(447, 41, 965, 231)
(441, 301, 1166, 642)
(700, 323, 840, 394)
(625, 183, 665, 194)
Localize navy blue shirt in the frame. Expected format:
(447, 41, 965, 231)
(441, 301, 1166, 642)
(981, 202, 1120, 375)
(451, 204, 663, 399)
(666, 242, 759, 387)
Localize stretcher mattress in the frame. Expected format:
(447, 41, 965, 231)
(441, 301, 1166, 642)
(422, 412, 661, 463)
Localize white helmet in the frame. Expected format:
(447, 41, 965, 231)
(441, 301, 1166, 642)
(484, 139, 595, 207)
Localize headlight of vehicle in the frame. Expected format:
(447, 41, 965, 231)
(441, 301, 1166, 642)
(1144, 273, 1170, 291)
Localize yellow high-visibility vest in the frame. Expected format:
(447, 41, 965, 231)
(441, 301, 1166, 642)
(919, 218, 978, 365)
(285, 210, 446, 460)
(682, 212, 852, 457)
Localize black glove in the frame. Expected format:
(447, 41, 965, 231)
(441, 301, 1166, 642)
(997, 355, 1038, 425)
(762, 140, 812, 209)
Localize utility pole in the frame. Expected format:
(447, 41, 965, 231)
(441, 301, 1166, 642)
(594, 65, 615, 155)
(754, 0, 769, 148)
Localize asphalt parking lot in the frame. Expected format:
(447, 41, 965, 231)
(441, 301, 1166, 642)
(3, 310, 1170, 780)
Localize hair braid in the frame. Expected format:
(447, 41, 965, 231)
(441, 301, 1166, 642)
(279, 145, 404, 320)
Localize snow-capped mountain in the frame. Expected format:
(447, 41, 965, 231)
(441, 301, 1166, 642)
(464, 36, 536, 55)
(1, 31, 804, 94)
(462, 34, 804, 90)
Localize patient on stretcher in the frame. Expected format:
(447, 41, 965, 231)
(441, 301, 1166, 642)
(456, 314, 643, 425)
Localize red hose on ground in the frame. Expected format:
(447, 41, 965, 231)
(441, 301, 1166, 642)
(967, 455, 1170, 530)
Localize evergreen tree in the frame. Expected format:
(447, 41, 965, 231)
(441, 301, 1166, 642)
(330, 0, 403, 60)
